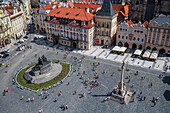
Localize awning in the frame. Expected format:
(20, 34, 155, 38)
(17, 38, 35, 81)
(133, 49, 142, 56)
(112, 46, 127, 52)
(112, 46, 120, 51)
(142, 50, 151, 58)
(150, 51, 158, 60)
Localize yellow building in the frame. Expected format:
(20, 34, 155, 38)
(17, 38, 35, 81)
(0, 9, 13, 48)
(3, 6, 25, 39)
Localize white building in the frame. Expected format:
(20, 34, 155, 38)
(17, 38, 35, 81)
(116, 20, 148, 50)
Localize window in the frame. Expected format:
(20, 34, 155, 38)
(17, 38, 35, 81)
(106, 40, 109, 44)
(9, 29, 11, 34)
(156, 40, 158, 44)
(154, 28, 156, 32)
(157, 34, 160, 38)
(161, 41, 164, 46)
(167, 35, 169, 40)
(102, 31, 104, 36)
(150, 28, 152, 32)
(153, 33, 155, 38)
(168, 30, 170, 34)
(133, 37, 136, 41)
(118, 35, 120, 38)
(163, 29, 166, 33)
(106, 31, 109, 36)
(162, 35, 165, 39)
(137, 38, 140, 41)
(122, 36, 124, 39)
(158, 29, 160, 32)
(148, 39, 150, 43)
(152, 40, 154, 44)
(149, 33, 151, 37)
(153, 24, 155, 26)
(126, 36, 128, 40)
(102, 23, 104, 27)
(165, 42, 168, 46)
(141, 38, 144, 42)
(3, 33, 5, 37)
(98, 31, 99, 35)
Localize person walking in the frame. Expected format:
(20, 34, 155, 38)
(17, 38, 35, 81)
(144, 96, 146, 101)
(132, 98, 134, 102)
(22, 96, 24, 100)
(32, 97, 34, 101)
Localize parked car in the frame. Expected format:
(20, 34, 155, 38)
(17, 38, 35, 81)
(23, 38, 28, 41)
(2, 54, 9, 58)
(6, 49, 10, 53)
(14, 42, 20, 45)
(0, 53, 4, 58)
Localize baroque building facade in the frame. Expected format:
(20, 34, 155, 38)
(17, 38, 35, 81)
(0, 9, 13, 48)
(145, 14, 170, 54)
(45, 7, 95, 50)
(116, 20, 148, 50)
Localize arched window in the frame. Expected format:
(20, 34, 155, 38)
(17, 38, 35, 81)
(102, 23, 104, 27)
(106, 31, 109, 36)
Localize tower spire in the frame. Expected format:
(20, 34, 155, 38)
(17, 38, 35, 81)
(97, 0, 115, 16)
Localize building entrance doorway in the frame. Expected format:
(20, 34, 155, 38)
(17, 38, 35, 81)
(73, 42, 77, 48)
(101, 39, 104, 45)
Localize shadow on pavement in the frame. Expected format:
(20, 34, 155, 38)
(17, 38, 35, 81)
(163, 90, 170, 101)
(162, 76, 170, 85)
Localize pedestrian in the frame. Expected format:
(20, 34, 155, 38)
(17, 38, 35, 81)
(32, 97, 34, 101)
(156, 96, 159, 102)
(65, 105, 68, 110)
(138, 94, 141, 98)
(132, 98, 134, 102)
(154, 102, 156, 106)
(151, 82, 152, 87)
(22, 96, 24, 100)
(140, 92, 142, 95)
(28, 98, 30, 102)
(144, 96, 146, 101)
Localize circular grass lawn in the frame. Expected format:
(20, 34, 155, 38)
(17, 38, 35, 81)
(16, 61, 71, 91)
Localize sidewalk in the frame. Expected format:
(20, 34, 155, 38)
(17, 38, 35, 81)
(72, 46, 169, 73)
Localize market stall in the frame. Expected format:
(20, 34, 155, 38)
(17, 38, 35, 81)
(133, 49, 143, 58)
(149, 51, 158, 60)
(142, 50, 151, 59)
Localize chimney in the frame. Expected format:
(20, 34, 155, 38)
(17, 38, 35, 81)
(86, 8, 89, 13)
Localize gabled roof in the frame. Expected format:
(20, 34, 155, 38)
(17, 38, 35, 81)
(97, 0, 115, 16)
(127, 20, 133, 26)
(150, 14, 170, 26)
(2, 6, 13, 15)
(143, 21, 149, 27)
(43, 4, 56, 10)
(112, 4, 123, 13)
(47, 7, 94, 21)
(73, 3, 101, 14)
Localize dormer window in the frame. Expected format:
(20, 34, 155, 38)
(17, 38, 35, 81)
(81, 21, 85, 26)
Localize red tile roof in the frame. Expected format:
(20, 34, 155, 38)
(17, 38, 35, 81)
(127, 20, 133, 26)
(11, 12, 23, 19)
(43, 4, 56, 10)
(143, 21, 149, 28)
(47, 7, 94, 21)
(2, 6, 13, 15)
(112, 4, 124, 13)
(35, 7, 39, 10)
(73, 3, 101, 13)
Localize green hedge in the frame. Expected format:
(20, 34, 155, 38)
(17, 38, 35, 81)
(16, 62, 70, 90)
